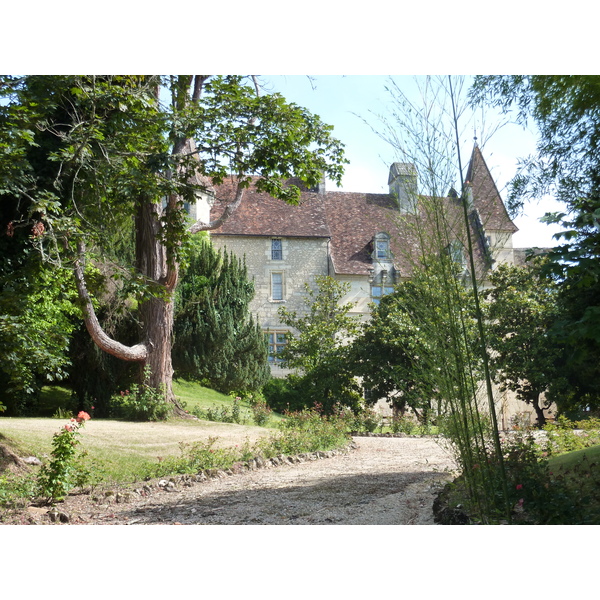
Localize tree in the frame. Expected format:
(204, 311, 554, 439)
(0, 256, 79, 415)
(471, 76, 600, 412)
(276, 276, 362, 413)
(172, 238, 270, 394)
(363, 76, 512, 520)
(350, 272, 480, 423)
(0, 75, 346, 414)
(484, 261, 564, 426)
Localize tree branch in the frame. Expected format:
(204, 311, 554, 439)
(73, 241, 148, 361)
(192, 76, 210, 102)
(187, 182, 246, 234)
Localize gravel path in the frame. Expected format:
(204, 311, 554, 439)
(12, 436, 457, 525)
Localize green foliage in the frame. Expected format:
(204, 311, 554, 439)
(140, 408, 350, 480)
(52, 407, 73, 419)
(36, 411, 92, 503)
(352, 264, 482, 422)
(111, 367, 172, 421)
(173, 238, 269, 394)
(277, 276, 362, 413)
(367, 76, 511, 521)
(472, 75, 600, 413)
(0, 75, 346, 406)
(143, 437, 254, 479)
(0, 472, 37, 509)
(261, 376, 302, 414)
(256, 406, 351, 457)
(471, 76, 600, 213)
(441, 412, 600, 524)
(545, 446, 600, 525)
(390, 417, 439, 436)
(0, 253, 79, 415)
(250, 401, 273, 427)
(191, 396, 244, 424)
(348, 406, 382, 433)
(279, 276, 360, 372)
(68, 316, 140, 418)
(484, 261, 564, 425)
(541, 416, 600, 456)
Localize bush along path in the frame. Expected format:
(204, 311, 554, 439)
(4, 437, 456, 525)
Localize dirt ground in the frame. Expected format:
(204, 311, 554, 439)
(4, 435, 458, 525)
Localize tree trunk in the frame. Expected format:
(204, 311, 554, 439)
(531, 394, 547, 428)
(136, 197, 187, 417)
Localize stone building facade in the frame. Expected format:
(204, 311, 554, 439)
(199, 145, 548, 427)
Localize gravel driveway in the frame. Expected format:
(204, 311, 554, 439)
(13, 436, 457, 525)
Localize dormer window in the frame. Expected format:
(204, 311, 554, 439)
(271, 239, 283, 260)
(373, 232, 391, 261)
(446, 240, 467, 273)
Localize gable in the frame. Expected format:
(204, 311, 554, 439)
(465, 145, 519, 234)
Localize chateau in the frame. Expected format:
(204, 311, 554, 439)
(197, 145, 546, 427)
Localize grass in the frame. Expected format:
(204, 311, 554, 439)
(0, 417, 273, 484)
(32, 379, 283, 426)
(173, 379, 284, 427)
(37, 386, 73, 417)
(545, 444, 600, 524)
(0, 380, 281, 490)
(172, 379, 235, 411)
(0, 382, 351, 509)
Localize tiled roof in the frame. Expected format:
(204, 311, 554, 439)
(465, 145, 519, 234)
(209, 148, 516, 277)
(322, 191, 420, 276)
(210, 177, 330, 238)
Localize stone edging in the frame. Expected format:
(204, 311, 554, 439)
(350, 432, 441, 439)
(89, 442, 360, 503)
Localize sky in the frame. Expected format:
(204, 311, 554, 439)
(262, 75, 566, 249)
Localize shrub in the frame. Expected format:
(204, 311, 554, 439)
(251, 401, 272, 427)
(36, 411, 92, 503)
(192, 399, 245, 424)
(143, 407, 351, 479)
(542, 415, 600, 456)
(262, 376, 306, 414)
(351, 407, 381, 433)
(390, 416, 438, 435)
(112, 367, 172, 422)
(143, 437, 254, 479)
(443, 423, 591, 524)
(259, 405, 350, 456)
(0, 472, 36, 510)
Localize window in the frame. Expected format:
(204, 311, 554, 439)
(376, 239, 390, 260)
(373, 232, 391, 261)
(271, 239, 282, 260)
(271, 272, 283, 301)
(371, 285, 394, 305)
(265, 331, 287, 363)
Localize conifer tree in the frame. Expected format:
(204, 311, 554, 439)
(172, 239, 269, 394)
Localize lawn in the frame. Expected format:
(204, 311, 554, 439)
(37, 379, 283, 426)
(545, 444, 600, 524)
(0, 416, 273, 484)
(172, 379, 282, 425)
(1, 379, 279, 485)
